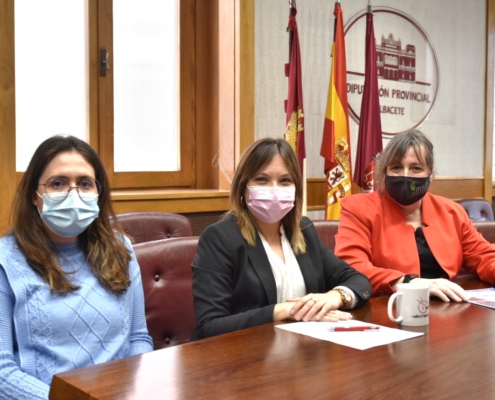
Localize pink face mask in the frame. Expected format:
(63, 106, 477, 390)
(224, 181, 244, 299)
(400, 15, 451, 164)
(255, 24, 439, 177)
(247, 185, 295, 224)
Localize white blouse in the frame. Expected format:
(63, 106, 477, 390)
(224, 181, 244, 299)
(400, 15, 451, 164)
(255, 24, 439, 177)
(259, 226, 357, 308)
(259, 226, 307, 303)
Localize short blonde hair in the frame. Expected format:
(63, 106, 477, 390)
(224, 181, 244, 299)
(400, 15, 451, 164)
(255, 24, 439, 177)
(375, 130, 434, 192)
(228, 138, 306, 254)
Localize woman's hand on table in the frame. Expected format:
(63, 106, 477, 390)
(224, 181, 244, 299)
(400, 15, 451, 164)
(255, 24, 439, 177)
(286, 292, 353, 322)
(410, 278, 470, 302)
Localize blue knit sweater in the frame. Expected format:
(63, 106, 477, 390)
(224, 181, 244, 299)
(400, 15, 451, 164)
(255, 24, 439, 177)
(0, 233, 153, 399)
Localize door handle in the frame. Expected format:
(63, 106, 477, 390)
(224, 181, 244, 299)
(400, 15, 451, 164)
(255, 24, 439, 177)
(100, 48, 110, 77)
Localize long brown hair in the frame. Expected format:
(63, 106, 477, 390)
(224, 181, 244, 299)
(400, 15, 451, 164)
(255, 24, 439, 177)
(374, 129, 435, 192)
(229, 138, 306, 254)
(11, 135, 131, 295)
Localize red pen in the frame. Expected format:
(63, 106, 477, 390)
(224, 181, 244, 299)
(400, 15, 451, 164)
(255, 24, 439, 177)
(327, 326, 380, 332)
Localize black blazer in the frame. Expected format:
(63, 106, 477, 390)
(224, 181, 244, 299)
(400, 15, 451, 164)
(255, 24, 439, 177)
(191, 214, 371, 339)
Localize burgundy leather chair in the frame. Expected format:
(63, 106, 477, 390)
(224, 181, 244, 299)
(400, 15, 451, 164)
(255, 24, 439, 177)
(116, 212, 193, 244)
(133, 236, 198, 349)
(455, 199, 494, 222)
(473, 221, 495, 243)
(313, 219, 495, 248)
(312, 220, 340, 251)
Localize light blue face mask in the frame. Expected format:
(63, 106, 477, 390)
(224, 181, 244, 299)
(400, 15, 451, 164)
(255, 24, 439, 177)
(37, 191, 100, 238)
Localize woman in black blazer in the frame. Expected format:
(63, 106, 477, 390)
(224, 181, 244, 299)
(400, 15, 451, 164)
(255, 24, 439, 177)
(192, 138, 371, 339)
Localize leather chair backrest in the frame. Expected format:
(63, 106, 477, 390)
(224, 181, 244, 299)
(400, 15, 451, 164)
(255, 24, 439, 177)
(455, 199, 494, 222)
(133, 236, 198, 349)
(473, 221, 495, 244)
(312, 219, 495, 252)
(312, 220, 340, 251)
(116, 212, 193, 244)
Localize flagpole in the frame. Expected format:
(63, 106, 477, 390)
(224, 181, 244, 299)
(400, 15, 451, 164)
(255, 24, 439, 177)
(302, 159, 307, 216)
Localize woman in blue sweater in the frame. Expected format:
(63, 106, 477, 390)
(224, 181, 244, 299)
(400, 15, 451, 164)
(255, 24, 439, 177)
(0, 135, 153, 399)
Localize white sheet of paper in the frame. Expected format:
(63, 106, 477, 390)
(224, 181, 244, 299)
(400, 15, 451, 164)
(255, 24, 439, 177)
(275, 319, 423, 350)
(466, 288, 495, 310)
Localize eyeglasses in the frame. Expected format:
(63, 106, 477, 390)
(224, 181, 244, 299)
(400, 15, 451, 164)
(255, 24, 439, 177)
(38, 177, 101, 202)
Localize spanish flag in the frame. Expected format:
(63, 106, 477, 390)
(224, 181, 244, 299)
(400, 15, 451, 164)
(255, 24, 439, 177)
(320, 1, 352, 220)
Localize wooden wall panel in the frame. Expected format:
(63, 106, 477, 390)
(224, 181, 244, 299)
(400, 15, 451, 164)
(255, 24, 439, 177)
(87, 0, 99, 151)
(0, 0, 16, 235)
(195, 0, 219, 189)
(218, 1, 236, 189)
(179, 0, 197, 187)
(111, 190, 230, 214)
(97, 0, 115, 185)
(195, 0, 254, 189)
(484, 0, 495, 201)
(236, 0, 255, 158)
(307, 177, 486, 211)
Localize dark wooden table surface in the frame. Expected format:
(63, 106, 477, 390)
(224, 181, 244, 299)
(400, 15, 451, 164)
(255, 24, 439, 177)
(49, 276, 495, 400)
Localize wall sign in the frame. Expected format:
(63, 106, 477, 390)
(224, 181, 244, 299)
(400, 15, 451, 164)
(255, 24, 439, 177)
(345, 7, 439, 135)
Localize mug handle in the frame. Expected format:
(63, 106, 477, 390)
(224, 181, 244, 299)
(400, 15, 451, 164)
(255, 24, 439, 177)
(387, 292, 403, 323)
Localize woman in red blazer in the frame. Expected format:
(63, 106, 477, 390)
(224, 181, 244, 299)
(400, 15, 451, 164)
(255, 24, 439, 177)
(335, 130, 495, 301)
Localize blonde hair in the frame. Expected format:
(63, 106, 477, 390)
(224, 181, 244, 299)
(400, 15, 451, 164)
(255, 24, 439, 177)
(375, 129, 434, 192)
(228, 138, 306, 254)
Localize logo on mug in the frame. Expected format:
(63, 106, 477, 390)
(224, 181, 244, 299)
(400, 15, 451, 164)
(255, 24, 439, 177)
(411, 296, 429, 318)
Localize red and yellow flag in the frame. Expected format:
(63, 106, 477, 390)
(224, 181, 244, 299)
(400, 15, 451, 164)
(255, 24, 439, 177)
(285, 4, 306, 215)
(285, 4, 305, 174)
(320, 2, 352, 220)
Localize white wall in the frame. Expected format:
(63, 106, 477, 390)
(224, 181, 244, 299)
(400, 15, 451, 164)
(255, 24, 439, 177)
(255, 0, 487, 179)
(493, 64, 495, 180)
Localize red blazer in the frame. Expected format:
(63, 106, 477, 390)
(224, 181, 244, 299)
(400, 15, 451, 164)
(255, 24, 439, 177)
(335, 191, 495, 296)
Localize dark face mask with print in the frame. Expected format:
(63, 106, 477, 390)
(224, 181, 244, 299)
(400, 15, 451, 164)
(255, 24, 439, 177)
(385, 175, 430, 206)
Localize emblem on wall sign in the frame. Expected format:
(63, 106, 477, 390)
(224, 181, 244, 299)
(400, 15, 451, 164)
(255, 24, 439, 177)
(345, 7, 439, 135)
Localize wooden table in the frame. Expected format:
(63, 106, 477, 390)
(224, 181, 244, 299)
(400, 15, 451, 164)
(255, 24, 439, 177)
(50, 277, 495, 400)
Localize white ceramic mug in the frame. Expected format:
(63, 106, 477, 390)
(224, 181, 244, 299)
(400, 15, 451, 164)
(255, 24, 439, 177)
(387, 283, 430, 326)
